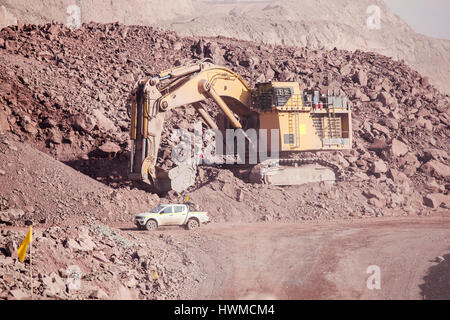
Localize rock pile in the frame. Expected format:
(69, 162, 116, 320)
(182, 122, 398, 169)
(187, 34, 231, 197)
(0, 223, 202, 300)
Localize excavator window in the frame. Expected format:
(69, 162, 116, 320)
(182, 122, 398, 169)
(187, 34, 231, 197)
(273, 87, 294, 107)
(161, 206, 173, 214)
(257, 86, 294, 109)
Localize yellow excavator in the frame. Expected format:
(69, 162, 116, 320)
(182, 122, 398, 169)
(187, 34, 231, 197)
(128, 59, 352, 192)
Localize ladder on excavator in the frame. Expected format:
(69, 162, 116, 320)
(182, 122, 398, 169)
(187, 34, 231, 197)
(294, 112, 300, 148)
(288, 112, 301, 149)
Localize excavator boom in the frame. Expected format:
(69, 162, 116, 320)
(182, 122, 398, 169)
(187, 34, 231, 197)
(129, 59, 256, 190)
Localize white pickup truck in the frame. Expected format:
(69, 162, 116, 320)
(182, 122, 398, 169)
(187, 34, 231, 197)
(135, 203, 209, 231)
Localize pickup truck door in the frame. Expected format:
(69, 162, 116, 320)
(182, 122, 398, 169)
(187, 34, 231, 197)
(171, 205, 188, 225)
(158, 205, 174, 226)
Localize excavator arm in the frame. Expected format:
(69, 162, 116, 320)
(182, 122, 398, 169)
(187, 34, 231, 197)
(129, 59, 256, 190)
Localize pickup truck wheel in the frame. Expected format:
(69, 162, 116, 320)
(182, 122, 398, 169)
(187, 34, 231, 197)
(145, 219, 158, 231)
(186, 218, 200, 230)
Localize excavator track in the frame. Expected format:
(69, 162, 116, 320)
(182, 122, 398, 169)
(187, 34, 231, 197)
(278, 157, 345, 181)
(250, 157, 345, 186)
(154, 155, 346, 192)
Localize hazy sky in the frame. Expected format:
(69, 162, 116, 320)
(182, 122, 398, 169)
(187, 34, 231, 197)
(383, 0, 450, 39)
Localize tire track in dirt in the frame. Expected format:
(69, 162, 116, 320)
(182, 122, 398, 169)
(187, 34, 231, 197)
(162, 217, 450, 299)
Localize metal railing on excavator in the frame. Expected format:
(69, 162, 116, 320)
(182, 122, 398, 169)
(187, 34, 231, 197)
(256, 93, 350, 112)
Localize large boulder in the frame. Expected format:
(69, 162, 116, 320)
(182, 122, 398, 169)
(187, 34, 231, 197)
(90, 288, 109, 299)
(423, 193, 450, 208)
(64, 234, 96, 252)
(5, 240, 18, 258)
(377, 92, 395, 106)
(0, 109, 10, 132)
(352, 70, 367, 86)
(388, 168, 410, 184)
(69, 114, 96, 132)
(92, 109, 116, 132)
(415, 117, 433, 131)
(423, 149, 448, 162)
(363, 189, 384, 201)
(391, 139, 408, 157)
(368, 138, 388, 151)
(7, 289, 30, 300)
(372, 123, 390, 137)
(48, 128, 62, 144)
(421, 160, 450, 181)
(99, 141, 121, 154)
(0, 208, 25, 223)
(41, 272, 66, 297)
(371, 159, 388, 174)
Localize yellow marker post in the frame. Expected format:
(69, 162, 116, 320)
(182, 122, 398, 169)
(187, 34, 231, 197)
(17, 225, 33, 299)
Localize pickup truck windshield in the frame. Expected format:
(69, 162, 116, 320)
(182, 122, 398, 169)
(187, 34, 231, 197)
(151, 204, 166, 213)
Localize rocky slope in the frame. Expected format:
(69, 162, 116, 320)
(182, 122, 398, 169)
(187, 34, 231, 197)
(0, 21, 449, 221)
(164, 0, 450, 94)
(0, 208, 203, 300)
(0, 22, 449, 299)
(0, 133, 159, 227)
(1, 0, 449, 94)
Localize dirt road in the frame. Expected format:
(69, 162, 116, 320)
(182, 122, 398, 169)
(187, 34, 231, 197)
(138, 217, 450, 300)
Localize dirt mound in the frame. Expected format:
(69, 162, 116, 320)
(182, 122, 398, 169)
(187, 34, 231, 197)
(0, 131, 207, 300)
(0, 132, 159, 227)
